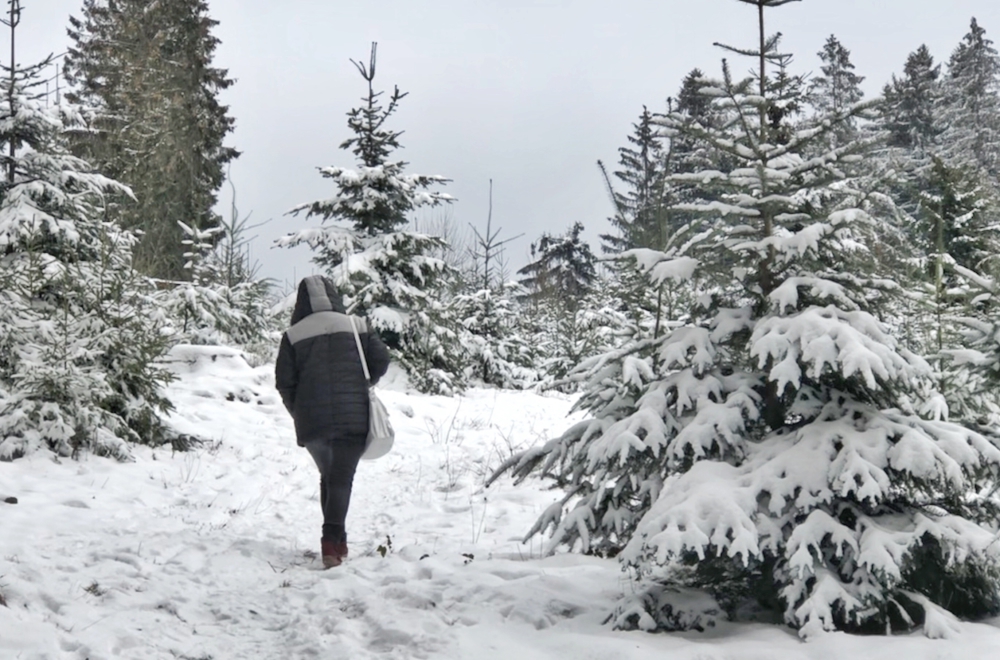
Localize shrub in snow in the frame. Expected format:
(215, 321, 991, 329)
(450, 283, 538, 389)
(277, 44, 459, 394)
(156, 220, 280, 364)
(0, 58, 172, 460)
(531, 287, 631, 393)
(609, 583, 725, 633)
(494, 1, 1000, 637)
(518, 222, 620, 390)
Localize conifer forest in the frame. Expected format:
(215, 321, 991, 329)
(5, 0, 1000, 655)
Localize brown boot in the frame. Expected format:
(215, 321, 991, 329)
(321, 539, 342, 568)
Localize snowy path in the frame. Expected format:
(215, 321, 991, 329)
(3, 346, 1000, 659)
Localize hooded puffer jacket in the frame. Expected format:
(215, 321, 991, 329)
(275, 276, 391, 446)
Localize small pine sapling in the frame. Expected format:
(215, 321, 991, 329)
(277, 43, 459, 393)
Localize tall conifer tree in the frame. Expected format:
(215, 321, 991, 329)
(600, 107, 670, 254)
(940, 18, 1000, 179)
(519, 222, 611, 387)
(808, 35, 865, 148)
(883, 45, 942, 152)
(64, 0, 238, 280)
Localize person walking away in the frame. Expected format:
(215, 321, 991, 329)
(275, 275, 390, 568)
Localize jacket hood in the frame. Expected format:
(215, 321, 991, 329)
(290, 275, 346, 325)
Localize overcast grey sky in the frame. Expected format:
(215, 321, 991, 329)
(13, 0, 1000, 289)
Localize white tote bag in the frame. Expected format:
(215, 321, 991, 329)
(350, 317, 395, 460)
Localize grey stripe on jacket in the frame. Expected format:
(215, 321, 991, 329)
(275, 276, 391, 446)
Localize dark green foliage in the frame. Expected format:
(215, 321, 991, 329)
(518, 221, 597, 306)
(600, 108, 671, 253)
(64, 0, 238, 280)
(902, 536, 1000, 620)
(883, 45, 942, 150)
(808, 35, 865, 149)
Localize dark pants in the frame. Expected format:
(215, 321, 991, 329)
(304, 440, 366, 543)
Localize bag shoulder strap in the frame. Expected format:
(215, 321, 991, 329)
(349, 316, 371, 382)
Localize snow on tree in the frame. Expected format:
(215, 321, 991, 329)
(0, 26, 172, 461)
(599, 75, 722, 342)
(910, 158, 998, 420)
(148, 173, 279, 365)
(450, 283, 538, 389)
(939, 265, 1000, 424)
(492, 0, 1000, 637)
(448, 184, 537, 389)
(518, 222, 613, 387)
(939, 18, 1000, 181)
(277, 43, 457, 393)
(156, 219, 277, 359)
(876, 22, 1000, 416)
(925, 35, 1000, 417)
(519, 221, 597, 303)
(810, 35, 865, 118)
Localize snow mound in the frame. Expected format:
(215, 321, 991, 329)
(161, 343, 278, 407)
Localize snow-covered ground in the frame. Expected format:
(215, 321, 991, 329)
(3, 346, 1000, 659)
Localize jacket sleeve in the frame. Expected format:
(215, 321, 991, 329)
(363, 323, 391, 385)
(275, 333, 297, 414)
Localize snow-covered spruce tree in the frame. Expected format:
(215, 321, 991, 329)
(878, 23, 1000, 415)
(493, 0, 1000, 637)
(156, 220, 276, 353)
(153, 175, 279, 363)
(208, 193, 283, 364)
(871, 46, 947, 367)
(599, 76, 720, 340)
(0, 47, 172, 460)
(450, 282, 538, 389)
(934, 17, 1000, 274)
(875, 46, 946, 269)
(939, 265, 1000, 424)
(519, 222, 597, 307)
(925, 19, 1000, 420)
(277, 44, 457, 393)
(913, 157, 999, 417)
(939, 18, 1000, 182)
(599, 105, 675, 333)
(448, 190, 538, 389)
